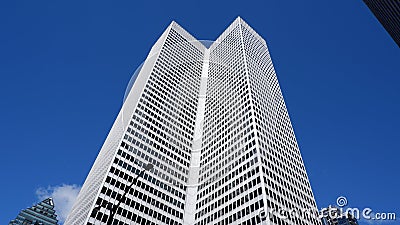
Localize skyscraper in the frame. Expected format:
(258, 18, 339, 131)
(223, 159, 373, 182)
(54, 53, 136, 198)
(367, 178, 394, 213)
(65, 17, 320, 225)
(9, 198, 59, 225)
(363, 0, 400, 47)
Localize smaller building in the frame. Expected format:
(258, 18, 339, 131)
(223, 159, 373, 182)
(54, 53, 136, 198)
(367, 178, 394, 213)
(9, 198, 58, 225)
(320, 206, 359, 225)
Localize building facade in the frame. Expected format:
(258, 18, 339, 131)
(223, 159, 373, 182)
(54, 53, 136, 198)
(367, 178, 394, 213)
(363, 0, 400, 47)
(65, 17, 320, 225)
(9, 198, 58, 225)
(320, 206, 359, 225)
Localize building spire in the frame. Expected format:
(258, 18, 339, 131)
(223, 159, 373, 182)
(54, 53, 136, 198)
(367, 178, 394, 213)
(9, 198, 59, 225)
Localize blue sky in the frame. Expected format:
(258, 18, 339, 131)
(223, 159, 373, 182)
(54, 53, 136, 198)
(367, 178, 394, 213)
(0, 1, 399, 224)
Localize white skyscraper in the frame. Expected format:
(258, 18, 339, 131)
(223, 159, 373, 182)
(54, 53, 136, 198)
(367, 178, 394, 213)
(65, 17, 320, 225)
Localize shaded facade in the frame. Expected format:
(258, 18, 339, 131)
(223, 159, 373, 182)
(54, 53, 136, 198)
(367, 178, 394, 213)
(363, 0, 400, 47)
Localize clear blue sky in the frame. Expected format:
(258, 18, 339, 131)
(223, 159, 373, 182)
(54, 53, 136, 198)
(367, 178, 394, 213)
(0, 1, 398, 224)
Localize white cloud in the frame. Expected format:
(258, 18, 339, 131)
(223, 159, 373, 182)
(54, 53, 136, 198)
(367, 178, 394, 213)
(36, 184, 81, 224)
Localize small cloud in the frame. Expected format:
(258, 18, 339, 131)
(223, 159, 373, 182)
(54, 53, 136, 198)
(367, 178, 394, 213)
(36, 184, 81, 224)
